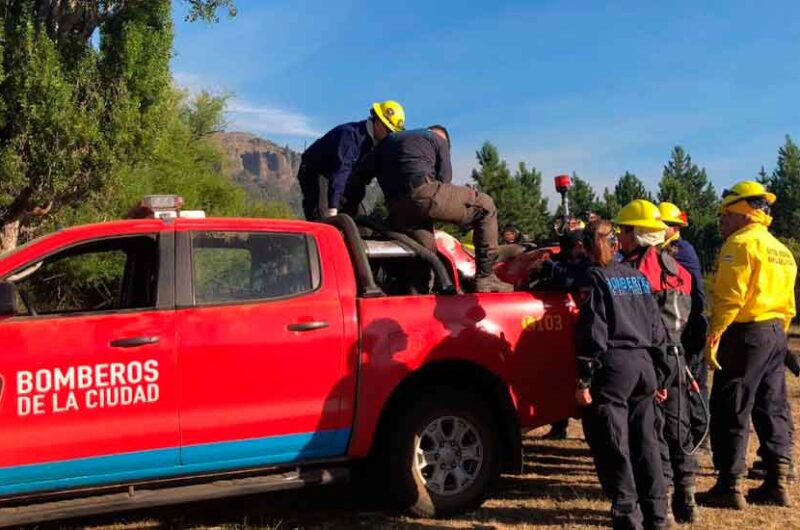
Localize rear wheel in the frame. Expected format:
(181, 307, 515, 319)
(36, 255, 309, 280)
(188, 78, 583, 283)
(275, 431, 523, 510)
(379, 386, 500, 517)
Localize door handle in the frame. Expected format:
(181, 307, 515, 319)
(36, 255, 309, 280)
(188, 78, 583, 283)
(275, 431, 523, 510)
(110, 336, 160, 348)
(286, 321, 329, 332)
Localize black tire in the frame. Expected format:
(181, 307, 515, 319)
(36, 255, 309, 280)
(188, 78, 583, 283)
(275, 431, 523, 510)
(377, 386, 500, 518)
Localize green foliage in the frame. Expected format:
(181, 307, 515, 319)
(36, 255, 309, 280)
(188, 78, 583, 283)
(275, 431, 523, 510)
(763, 136, 800, 240)
(181, 89, 230, 138)
(471, 142, 549, 240)
(185, 0, 238, 22)
(657, 146, 720, 271)
(0, 1, 240, 252)
(598, 172, 652, 219)
(51, 88, 292, 230)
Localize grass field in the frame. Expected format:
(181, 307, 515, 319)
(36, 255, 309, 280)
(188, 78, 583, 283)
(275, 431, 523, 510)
(48, 339, 800, 530)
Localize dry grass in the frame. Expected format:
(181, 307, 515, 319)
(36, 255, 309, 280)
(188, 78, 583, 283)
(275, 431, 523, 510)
(43, 340, 800, 530)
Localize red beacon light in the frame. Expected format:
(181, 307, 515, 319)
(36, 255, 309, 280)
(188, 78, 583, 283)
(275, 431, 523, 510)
(554, 174, 572, 194)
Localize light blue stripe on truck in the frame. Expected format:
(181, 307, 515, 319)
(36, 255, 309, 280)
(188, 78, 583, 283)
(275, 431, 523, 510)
(0, 429, 349, 496)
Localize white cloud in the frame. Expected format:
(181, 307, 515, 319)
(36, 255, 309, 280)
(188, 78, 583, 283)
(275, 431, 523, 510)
(226, 100, 321, 138)
(173, 72, 320, 139)
(173, 71, 226, 94)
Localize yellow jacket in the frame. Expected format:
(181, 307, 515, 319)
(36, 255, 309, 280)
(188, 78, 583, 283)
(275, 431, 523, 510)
(709, 223, 797, 336)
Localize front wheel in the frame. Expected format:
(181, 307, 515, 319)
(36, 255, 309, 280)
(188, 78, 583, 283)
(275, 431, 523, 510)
(379, 386, 500, 517)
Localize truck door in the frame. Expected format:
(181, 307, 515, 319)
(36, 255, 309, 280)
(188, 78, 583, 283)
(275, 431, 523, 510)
(175, 228, 348, 472)
(0, 233, 179, 496)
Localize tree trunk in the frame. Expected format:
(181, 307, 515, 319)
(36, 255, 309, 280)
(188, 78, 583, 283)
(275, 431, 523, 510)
(0, 220, 20, 254)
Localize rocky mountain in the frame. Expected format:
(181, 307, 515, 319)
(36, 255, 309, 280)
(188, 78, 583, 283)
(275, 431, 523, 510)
(211, 131, 384, 217)
(211, 132, 304, 213)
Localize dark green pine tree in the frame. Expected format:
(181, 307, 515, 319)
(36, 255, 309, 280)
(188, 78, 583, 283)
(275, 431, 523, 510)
(472, 142, 549, 240)
(764, 135, 800, 239)
(599, 171, 652, 219)
(657, 146, 720, 270)
(597, 187, 620, 220)
(615, 171, 652, 205)
(512, 162, 549, 239)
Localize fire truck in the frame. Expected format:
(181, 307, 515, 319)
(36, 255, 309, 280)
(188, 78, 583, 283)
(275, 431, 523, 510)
(0, 195, 578, 526)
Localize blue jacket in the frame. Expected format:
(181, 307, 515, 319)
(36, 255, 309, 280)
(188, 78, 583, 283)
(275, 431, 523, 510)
(299, 120, 372, 209)
(346, 129, 452, 206)
(672, 238, 708, 354)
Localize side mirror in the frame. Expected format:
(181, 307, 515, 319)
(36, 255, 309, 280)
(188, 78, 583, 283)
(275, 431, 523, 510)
(0, 282, 18, 316)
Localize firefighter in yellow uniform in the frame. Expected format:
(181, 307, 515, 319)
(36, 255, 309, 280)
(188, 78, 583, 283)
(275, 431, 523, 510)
(698, 181, 797, 510)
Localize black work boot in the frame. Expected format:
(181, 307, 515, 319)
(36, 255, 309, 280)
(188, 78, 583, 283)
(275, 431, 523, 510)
(543, 421, 568, 440)
(474, 253, 513, 293)
(672, 482, 699, 524)
(747, 463, 792, 507)
(474, 273, 513, 292)
(748, 457, 767, 480)
(697, 474, 746, 510)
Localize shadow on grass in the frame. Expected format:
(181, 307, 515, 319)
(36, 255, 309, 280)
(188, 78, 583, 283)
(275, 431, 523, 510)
(35, 441, 607, 530)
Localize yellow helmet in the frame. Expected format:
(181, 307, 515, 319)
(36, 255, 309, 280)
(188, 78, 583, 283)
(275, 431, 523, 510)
(720, 180, 776, 208)
(614, 199, 669, 231)
(658, 202, 688, 227)
(371, 100, 405, 133)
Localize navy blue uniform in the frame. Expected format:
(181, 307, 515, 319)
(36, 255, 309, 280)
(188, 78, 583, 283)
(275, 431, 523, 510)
(671, 238, 709, 446)
(298, 120, 372, 220)
(346, 129, 503, 281)
(578, 263, 670, 530)
(348, 128, 452, 203)
(540, 255, 593, 291)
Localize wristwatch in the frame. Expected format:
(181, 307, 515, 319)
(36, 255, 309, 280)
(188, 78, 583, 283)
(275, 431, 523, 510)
(576, 378, 591, 390)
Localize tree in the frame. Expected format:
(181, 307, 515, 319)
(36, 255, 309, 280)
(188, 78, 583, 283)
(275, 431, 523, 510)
(51, 87, 291, 232)
(181, 89, 230, 139)
(657, 146, 720, 270)
(597, 187, 620, 220)
(763, 135, 800, 240)
(513, 162, 549, 238)
(615, 171, 651, 205)
(598, 171, 652, 219)
(471, 142, 549, 240)
(0, 0, 235, 252)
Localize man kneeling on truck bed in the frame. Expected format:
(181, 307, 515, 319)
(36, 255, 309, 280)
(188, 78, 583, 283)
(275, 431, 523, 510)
(343, 125, 513, 293)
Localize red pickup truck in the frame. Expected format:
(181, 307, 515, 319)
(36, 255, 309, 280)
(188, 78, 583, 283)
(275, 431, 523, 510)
(0, 210, 577, 526)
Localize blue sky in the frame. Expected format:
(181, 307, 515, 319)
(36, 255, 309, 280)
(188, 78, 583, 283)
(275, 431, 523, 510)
(172, 0, 800, 204)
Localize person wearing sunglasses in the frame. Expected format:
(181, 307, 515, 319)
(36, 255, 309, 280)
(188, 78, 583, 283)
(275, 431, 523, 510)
(699, 181, 797, 510)
(576, 220, 671, 530)
(614, 200, 699, 524)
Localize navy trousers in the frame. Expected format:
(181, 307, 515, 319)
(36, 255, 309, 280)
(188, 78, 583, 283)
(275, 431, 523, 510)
(710, 320, 793, 476)
(583, 349, 668, 530)
(656, 349, 698, 487)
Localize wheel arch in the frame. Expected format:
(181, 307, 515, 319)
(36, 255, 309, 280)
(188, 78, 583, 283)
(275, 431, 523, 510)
(372, 360, 523, 475)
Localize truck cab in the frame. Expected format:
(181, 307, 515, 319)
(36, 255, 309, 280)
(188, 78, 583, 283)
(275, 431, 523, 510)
(0, 204, 578, 526)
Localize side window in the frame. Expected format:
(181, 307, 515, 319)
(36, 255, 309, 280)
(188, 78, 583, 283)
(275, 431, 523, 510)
(8, 235, 159, 316)
(192, 231, 317, 305)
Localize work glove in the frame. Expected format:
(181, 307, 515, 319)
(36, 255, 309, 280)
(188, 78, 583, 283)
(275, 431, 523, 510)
(706, 333, 722, 371)
(325, 208, 338, 217)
